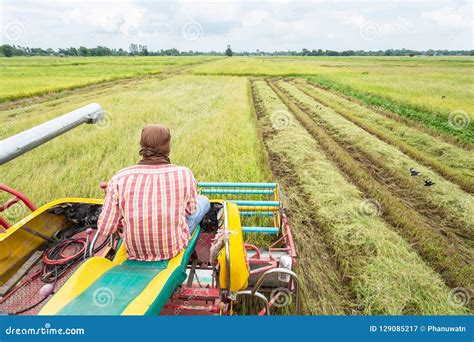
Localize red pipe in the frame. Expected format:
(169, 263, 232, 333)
(0, 217, 10, 229)
(0, 184, 37, 212)
(0, 184, 37, 229)
(244, 243, 261, 259)
(0, 197, 20, 212)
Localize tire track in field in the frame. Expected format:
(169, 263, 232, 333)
(250, 79, 356, 315)
(267, 78, 473, 290)
(276, 80, 473, 245)
(291, 79, 474, 194)
(0, 75, 172, 139)
(0, 59, 215, 112)
(0, 73, 165, 112)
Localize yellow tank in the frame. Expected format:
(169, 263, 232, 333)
(217, 202, 249, 292)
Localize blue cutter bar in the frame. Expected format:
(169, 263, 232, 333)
(198, 182, 280, 235)
(242, 227, 279, 234)
(198, 182, 277, 188)
(200, 189, 274, 195)
(232, 200, 279, 207)
(240, 211, 274, 216)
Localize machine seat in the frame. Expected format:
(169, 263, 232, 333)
(39, 227, 200, 316)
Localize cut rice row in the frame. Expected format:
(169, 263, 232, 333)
(291, 79, 474, 193)
(267, 79, 472, 290)
(252, 79, 467, 314)
(276, 80, 474, 242)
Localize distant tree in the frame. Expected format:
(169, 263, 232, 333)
(79, 46, 89, 56)
(225, 45, 233, 57)
(129, 43, 139, 55)
(137, 45, 148, 56)
(0, 44, 473, 58)
(68, 47, 78, 56)
(426, 49, 435, 56)
(1, 45, 13, 57)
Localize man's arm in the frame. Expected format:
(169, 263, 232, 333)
(185, 171, 198, 216)
(97, 178, 122, 235)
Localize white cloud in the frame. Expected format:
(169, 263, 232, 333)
(421, 4, 472, 29)
(0, 0, 471, 51)
(330, 9, 365, 26)
(242, 10, 272, 27)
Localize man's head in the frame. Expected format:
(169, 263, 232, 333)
(138, 124, 171, 165)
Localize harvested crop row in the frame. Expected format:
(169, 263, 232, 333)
(252, 79, 466, 314)
(250, 81, 353, 315)
(276, 80, 474, 243)
(291, 79, 474, 193)
(267, 80, 473, 289)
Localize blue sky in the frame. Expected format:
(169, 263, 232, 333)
(0, 0, 472, 51)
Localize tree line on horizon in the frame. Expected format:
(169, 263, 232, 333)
(0, 44, 472, 57)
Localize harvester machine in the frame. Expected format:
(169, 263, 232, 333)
(0, 104, 300, 316)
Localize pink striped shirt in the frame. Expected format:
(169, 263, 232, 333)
(97, 164, 198, 261)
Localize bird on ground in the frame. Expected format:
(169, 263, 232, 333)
(424, 179, 435, 187)
(410, 168, 421, 176)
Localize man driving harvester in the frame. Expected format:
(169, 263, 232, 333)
(97, 124, 210, 261)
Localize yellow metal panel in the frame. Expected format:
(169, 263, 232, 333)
(112, 243, 128, 265)
(0, 198, 103, 241)
(0, 198, 103, 286)
(218, 202, 249, 292)
(39, 257, 115, 315)
(120, 251, 184, 315)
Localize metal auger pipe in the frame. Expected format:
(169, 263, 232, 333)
(0, 103, 104, 165)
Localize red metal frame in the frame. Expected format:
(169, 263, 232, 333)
(0, 184, 37, 229)
(244, 209, 297, 278)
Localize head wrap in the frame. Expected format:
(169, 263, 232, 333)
(138, 124, 171, 165)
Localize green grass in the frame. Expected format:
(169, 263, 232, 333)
(253, 79, 466, 315)
(3, 56, 472, 143)
(193, 56, 474, 114)
(305, 75, 474, 145)
(0, 56, 219, 102)
(192, 56, 474, 144)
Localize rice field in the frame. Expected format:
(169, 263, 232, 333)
(0, 56, 218, 103)
(1, 56, 472, 314)
(193, 56, 474, 144)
